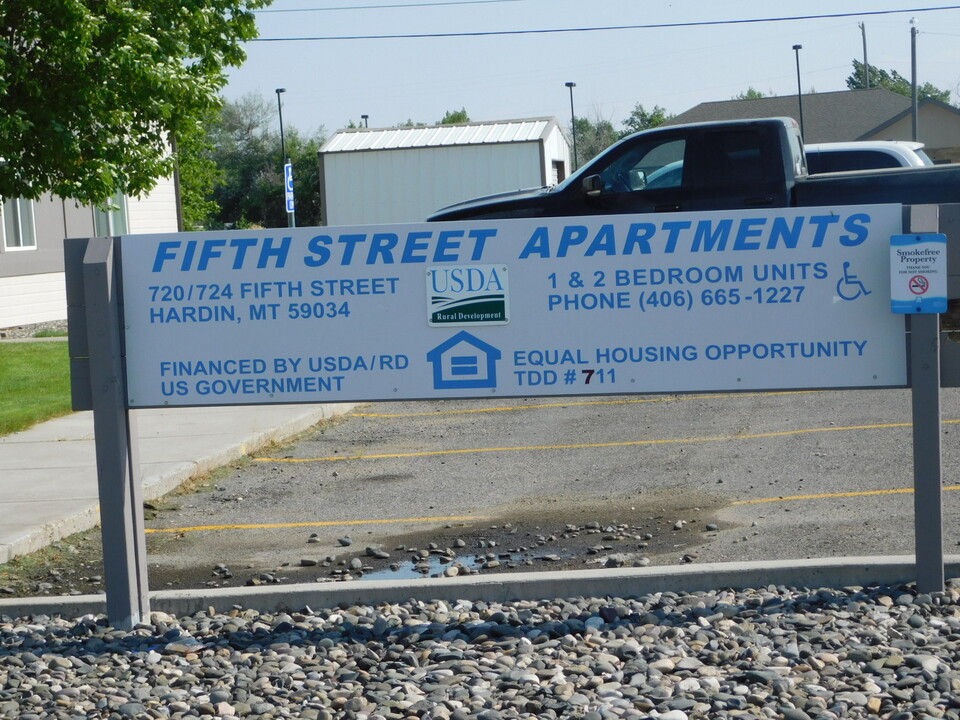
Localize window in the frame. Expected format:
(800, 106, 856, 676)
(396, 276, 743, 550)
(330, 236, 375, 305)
(94, 193, 128, 236)
(597, 138, 686, 193)
(1, 198, 37, 250)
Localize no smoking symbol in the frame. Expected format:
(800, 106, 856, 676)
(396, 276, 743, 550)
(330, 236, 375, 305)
(909, 275, 930, 295)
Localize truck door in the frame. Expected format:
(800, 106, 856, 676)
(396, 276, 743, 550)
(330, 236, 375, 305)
(583, 133, 690, 214)
(684, 127, 789, 210)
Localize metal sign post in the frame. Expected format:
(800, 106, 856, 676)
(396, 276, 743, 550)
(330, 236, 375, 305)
(75, 237, 150, 628)
(907, 205, 945, 593)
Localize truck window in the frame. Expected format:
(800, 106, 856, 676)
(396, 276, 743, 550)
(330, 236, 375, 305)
(597, 138, 686, 193)
(697, 129, 768, 188)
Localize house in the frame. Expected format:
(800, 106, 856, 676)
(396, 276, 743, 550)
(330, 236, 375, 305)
(0, 179, 179, 329)
(318, 118, 571, 225)
(666, 88, 960, 163)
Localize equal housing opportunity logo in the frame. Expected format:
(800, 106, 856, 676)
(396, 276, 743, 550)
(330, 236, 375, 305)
(426, 265, 509, 326)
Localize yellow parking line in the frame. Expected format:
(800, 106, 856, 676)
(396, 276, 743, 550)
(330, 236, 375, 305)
(352, 390, 819, 418)
(255, 419, 941, 463)
(146, 514, 487, 534)
(733, 484, 960, 506)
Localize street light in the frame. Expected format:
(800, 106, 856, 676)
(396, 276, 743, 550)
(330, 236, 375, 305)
(565, 82, 578, 171)
(792, 45, 805, 140)
(275, 88, 294, 227)
(361, 114, 369, 128)
(275, 88, 287, 164)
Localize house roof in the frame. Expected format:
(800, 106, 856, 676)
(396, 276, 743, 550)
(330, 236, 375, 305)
(320, 117, 559, 153)
(666, 88, 915, 144)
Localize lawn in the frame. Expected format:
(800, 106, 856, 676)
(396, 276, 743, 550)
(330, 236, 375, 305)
(0, 342, 73, 436)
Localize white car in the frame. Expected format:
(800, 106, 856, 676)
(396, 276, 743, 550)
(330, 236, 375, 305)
(804, 140, 933, 173)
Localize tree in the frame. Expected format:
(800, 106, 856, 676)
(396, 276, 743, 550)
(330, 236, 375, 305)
(439, 108, 470, 125)
(733, 87, 768, 100)
(192, 94, 326, 230)
(0, 0, 269, 205)
(571, 115, 619, 167)
(177, 105, 222, 231)
(847, 60, 952, 104)
(621, 103, 674, 135)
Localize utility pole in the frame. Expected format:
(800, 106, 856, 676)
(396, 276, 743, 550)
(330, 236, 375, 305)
(911, 19, 919, 141)
(792, 45, 805, 140)
(859, 22, 870, 88)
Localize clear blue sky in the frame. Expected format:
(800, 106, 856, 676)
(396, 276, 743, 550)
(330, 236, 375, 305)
(223, 1, 960, 138)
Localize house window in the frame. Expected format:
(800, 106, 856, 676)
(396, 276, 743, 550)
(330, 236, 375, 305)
(1, 198, 37, 250)
(94, 193, 128, 236)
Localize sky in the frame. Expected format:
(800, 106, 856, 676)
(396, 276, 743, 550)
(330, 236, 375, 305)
(222, 1, 960, 139)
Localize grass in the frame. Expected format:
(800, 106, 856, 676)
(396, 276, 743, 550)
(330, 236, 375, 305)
(32, 328, 69, 338)
(0, 342, 73, 435)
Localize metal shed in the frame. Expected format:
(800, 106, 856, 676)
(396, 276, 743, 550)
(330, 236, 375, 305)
(317, 117, 570, 225)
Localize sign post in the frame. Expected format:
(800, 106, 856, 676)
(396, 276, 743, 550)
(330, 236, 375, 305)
(901, 206, 946, 593)
(82, 237, 150, 627)
(67, 202, 959, 623)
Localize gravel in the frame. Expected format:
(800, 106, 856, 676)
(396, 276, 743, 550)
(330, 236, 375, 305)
(3, 580, 960, 718)
(0, 319, 68, 339)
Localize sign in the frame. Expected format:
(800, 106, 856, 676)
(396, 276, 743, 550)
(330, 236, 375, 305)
(284, 162, 295, 213)
(119, 205, 907, 407)
(890, 233, 947, 314)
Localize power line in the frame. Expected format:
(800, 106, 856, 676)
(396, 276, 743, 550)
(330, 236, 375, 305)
(251, 5, 960, 42)
(256, 0, 522, 13)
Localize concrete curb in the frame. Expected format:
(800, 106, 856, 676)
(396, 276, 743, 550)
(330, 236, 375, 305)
(3, 555, 958, 621)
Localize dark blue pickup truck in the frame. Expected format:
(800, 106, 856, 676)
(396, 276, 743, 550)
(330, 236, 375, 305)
(428, 117, 960, 221)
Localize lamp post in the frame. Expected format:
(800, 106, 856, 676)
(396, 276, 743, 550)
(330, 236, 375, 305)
(361, 114, 369, 128)
(792, 45, 805, 140)
(565, 82, 578, 170)
(275, 88, 294, 227)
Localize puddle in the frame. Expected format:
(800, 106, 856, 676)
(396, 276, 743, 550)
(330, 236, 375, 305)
(354, 548, 577, 581)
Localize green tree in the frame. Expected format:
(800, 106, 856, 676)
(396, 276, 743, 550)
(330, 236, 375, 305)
(733, 87, 768, 100)
(176, 105, 222, 230)
(439, 108, 470, 124)
(621, 103, 674, 136)
(0, 0, 269, 205)
(199, 94, 325, 229)
(847, 60, 952, 104)
(571, 115, 619, 167)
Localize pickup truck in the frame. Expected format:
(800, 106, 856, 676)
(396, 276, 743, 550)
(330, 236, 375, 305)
(427, 117, 959, 221)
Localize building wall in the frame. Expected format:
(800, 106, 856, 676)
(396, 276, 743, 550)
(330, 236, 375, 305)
(862, 105, 960, 163)
(127, 175, 179, 234)
(322, 141, 555, 226)
(543, 126, 573, 184)
(0, 176, 178, 328)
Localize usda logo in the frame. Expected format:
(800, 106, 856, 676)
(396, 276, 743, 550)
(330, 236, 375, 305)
(426, 265, 509, 326)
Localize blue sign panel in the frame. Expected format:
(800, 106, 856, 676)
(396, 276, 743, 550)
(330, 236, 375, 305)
(284, 162, 295, 213)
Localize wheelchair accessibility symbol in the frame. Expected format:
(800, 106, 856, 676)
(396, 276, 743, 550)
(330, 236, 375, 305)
(836, 261, 872, 301)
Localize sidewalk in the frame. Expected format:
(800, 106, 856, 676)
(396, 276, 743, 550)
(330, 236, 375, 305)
(0, 403, 354, 563)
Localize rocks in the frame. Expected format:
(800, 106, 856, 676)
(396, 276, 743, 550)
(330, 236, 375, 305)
(1, 580, 960, 718)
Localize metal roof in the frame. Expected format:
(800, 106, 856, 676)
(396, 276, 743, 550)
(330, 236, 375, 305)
(320, 117, 558, 153)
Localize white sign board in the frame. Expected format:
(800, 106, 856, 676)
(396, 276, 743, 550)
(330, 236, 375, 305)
(119, 205, 907, 407)
(890, 233, 947, 314)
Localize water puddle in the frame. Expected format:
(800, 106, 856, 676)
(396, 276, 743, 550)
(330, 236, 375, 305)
(355, 548, 575, 581)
